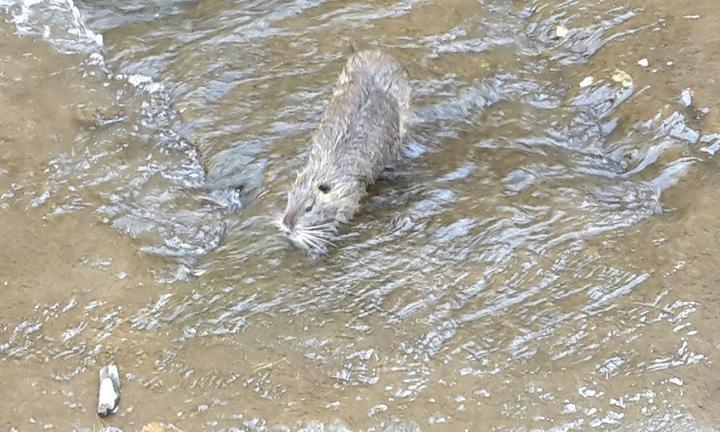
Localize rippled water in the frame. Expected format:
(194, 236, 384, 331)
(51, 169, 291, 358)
(1, 0, 719, 430)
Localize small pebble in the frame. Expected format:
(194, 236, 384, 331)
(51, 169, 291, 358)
(555, 25, 569, 38)
(579, 76, 594, 88)
(562, 403, 578, 414)
(369, 404, 388, 417)
(680, 89, 693, 107)
(638, 58, 649, 67)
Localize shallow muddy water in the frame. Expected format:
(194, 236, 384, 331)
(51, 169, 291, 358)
(1, 0, 719, 431)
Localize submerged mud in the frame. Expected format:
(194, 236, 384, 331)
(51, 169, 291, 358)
(1, 0, 719, 430)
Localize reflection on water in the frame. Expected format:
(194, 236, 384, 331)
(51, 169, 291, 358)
(0, 0, 718, 430)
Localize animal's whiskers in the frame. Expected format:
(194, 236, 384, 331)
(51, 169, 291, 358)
(301, 222, 336, 233)
(297, 226, 336, 247)
(296, 231, 331, 253)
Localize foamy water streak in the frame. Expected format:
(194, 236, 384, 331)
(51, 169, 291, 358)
(1, 0, 102, 54)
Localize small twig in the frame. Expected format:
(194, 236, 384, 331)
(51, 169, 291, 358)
(252, 357, 293, 374)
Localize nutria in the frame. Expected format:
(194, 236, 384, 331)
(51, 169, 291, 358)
(279, 49, 411, 255)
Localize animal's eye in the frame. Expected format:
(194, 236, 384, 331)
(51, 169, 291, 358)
(305, 204, 313, 212)
(318, 184, 331, 193)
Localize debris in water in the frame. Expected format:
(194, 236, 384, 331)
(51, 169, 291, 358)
(579, 76, 594, 88)
(667, 377, 684, 386)
(638, 58, 649, 67)
(73, 105, 103, 127)
(611, 69, 633, 87)
(555, 25, 569, 38)
(369, 403, 389, 417)
(680, 89, 693, 107)
(97, 363, 121, 417)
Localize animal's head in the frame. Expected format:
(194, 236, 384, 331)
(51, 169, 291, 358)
(280, 168, 361, 256)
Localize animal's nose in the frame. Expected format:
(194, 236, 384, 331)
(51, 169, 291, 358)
(282, 210, 297, 233)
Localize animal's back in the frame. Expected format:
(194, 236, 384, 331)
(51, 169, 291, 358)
(308, 50, 411, 184)
(280, 49, 411, 256)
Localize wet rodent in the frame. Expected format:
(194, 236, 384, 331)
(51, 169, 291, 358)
(279, 49, 411, 256)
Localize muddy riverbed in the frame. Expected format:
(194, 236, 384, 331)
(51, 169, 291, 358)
(1, 0, 719, 430)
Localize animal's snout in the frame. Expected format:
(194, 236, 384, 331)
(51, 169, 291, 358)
(282, 210, 298, 233)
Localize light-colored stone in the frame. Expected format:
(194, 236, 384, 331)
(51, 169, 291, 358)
(579, 76, 594, 88)
(555, 25, 569, 38)
(680, 89, 693, 107)
(97, 363, 120, 417)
